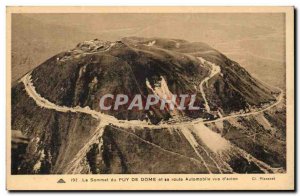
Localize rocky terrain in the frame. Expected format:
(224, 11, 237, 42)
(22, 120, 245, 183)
(11, 37, 286, 174)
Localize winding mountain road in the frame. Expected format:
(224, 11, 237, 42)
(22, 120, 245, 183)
(20, 57, 284, 174)
(197, 57, 221, 113)
(20, 69, 283, 129)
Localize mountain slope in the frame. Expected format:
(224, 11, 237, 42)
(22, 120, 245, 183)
(11, 37, 285, 174)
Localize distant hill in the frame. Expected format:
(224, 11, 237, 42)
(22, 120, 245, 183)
(11, 15, 98, 83)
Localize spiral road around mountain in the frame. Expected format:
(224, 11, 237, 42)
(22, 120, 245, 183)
(19, 56, 284, 174)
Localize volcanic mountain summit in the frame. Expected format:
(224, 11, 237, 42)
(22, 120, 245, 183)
(12, 37, 286, 174)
